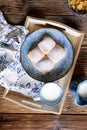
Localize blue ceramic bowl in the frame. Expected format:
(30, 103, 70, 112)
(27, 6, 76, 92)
(75, 80, 87, 107)
(70, 78, 87, 107)
(68, 0, 87, 16)
(40, 83, 63, 106)
(21, 28, 74, 82)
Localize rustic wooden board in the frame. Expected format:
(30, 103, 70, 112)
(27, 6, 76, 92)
(0, 0, 72, 15)
(0, 113, 87, 130)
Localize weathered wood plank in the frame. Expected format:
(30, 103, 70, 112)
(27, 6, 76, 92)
(0, 0, 72, 15)
(0, 114, 87, 130)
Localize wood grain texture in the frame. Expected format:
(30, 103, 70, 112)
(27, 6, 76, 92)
(0, 0, 87, 129)
(0, 0, 71, 15)
(0, 114, 87, 130)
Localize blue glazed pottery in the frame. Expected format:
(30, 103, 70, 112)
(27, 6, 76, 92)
(68, 0, 87, 16)
(39, 83, 63, 106)
(21, 28, 74, 82)
(70, 77, 87, 107)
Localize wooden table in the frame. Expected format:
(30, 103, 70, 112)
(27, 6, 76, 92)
(0, 0, 87, 129)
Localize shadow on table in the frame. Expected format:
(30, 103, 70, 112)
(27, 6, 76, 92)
(63, 18, 80, 30)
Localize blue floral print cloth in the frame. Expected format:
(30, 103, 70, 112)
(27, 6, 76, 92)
(0, 11, 45, 99)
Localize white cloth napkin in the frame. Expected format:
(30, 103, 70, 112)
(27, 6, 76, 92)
(0, 11, 45, 99)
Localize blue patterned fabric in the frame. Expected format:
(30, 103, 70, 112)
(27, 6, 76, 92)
(0, 11, 45, 99)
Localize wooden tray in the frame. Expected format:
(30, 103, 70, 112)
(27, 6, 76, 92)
(3, 16, 84, 115)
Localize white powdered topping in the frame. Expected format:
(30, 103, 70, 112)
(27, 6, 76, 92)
(28, 36, 65, 74)
(28, 47, 44, 63)
(36, 58, 54, 74)
(48, 45, 65, 63)
(38, 36, 56, 54)
(78, 82, 87, 98)
(40, 83, 61, 102)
